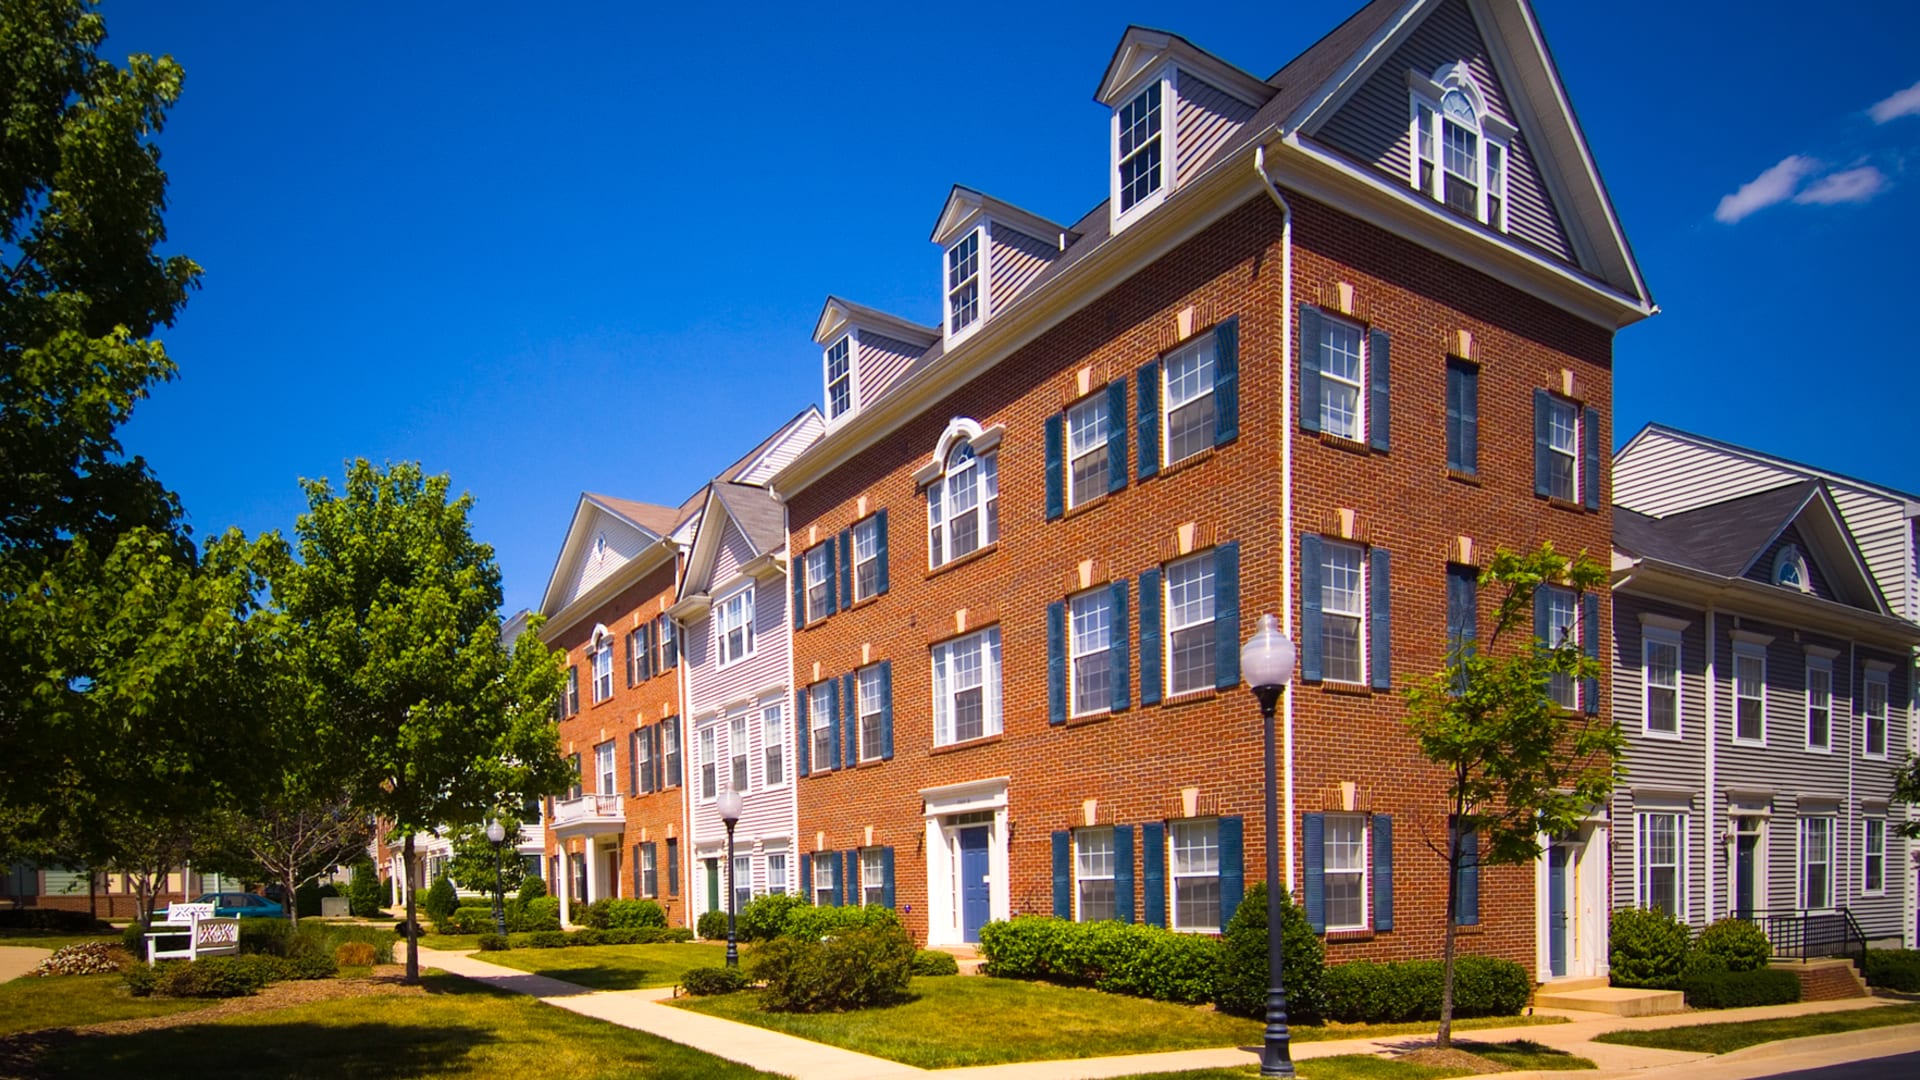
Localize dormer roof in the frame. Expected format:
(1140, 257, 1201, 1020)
(930, 187, 1077, 250)
(813, 297, 939, 349)
(679, 481, 787, 600)
(1095, 26, 1273, 110)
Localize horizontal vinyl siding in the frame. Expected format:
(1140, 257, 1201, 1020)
(1174, 71, 1254, 185)
(685, 524, 792, 719)
(856, 334, 924, 411)
(1313, 0, 1571, 261)
(735, 416, 824, 486)
(988, 224, 1055, 315)
(689, 690, 794, 849)
(559, 515, 652, 611)
(1852, 648, 1909, 938)
(1612, 595, 1710, 921)
(1830, 489, 1909, 616)
(1615, 434, 1800, 517)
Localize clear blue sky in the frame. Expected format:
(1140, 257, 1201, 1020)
(101, 1, 1920, 615)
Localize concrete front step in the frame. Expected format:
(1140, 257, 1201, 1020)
(1532, 985, 1686, 1016)
(1774, 958, 1870, 1000)
(932, 943, 987, 975)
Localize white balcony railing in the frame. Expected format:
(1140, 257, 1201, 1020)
(550, 793, 624, 830)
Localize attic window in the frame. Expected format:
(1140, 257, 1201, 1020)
(1410, 67, 1508, 231)
(1772, 545, 1810, 592)
(946, 231, 982, 337)
(1116, 80, 1165, 215)
(825, 336, 854, 420)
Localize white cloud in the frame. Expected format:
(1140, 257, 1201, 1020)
(1792, 165, 1890, 205)
(1714, 156, 1821, 223)
(1869, 79, 1920, 124)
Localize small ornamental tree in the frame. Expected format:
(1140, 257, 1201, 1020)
(1893, 756, 1920, 840)
(1404, 543, 1621, 1048)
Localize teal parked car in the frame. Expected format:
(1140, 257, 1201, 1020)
(177, 892, 286, 919)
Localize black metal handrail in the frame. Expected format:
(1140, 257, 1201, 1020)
(1737, 907, 1867, 970)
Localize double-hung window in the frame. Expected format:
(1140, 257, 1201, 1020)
(733, 855, 752, 911)
(563, 667, 579, 716)
(1075, 827, 1116, 922)
(857, 666, 884, 762)
(728, 713, 749, 793)
(1643, 632, 1680, 737)
(595, 741, 616, 796)
(655, 616, 675, 671)
(592, 637, 614, 703)
(1324, 814, 1369, 931)
(1410, 78, 1508, 229)
(640, 845, 657, 898)
(636, 728, 655, 794)
(859, 849, 886, 907)
(932, 627, 1002, 746)
(767, 851, 788, 896)
(825, 336, 853, 420)
(1638, 812, 1681, 917)
(946, 231, 981, 336)
(852, 516, 880, 601)
(1322, 542, 1366, 685)
(628, 626, 650, 684)
(697, 727, 717, 801)
(1733, 647, 1766, 743)
(1802, 815, 1833, 910)
(1170, 819, 1221, 932)
(716, 587, 755, 666)
(663, 723, 681, 788)
(1806, 659, 1832, 751)
(1166, 552, 1217, 695)
(809, 683, 833, 771)
(812, 856, 835, 906)
(1318, 316, 1365, 441)
(805, 545, 832, 621)
(1865, 818, 1887, 894)
(1066, 396, 1110, 507)
(1162, 336, 1217, 466)
(1543, 586, 1579, 710)
(929, 441, 998, 568)
(1070, 588, 1114, 715)
(1545, 397, 1579, 503)
(1116, 80, 1164, 215)
(1445, 358, 1478, 474)
(1865, 672, 1889, 758)
(762, 704, 785, 787)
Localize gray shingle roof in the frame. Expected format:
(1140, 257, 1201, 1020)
(709, 482, 785, 559)
(1614, 480, 1818, 578)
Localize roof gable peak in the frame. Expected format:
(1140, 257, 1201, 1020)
(1095, 26, 1272, 109)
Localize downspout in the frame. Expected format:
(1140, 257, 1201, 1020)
(1704, 607, 1717, 918)
(1255, 143, 1297, 887)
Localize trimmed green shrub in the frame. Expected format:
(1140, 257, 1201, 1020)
(1216, 882, 1326, 1024)
(697, 909, 729, 941)
(1866, 949, 1920, 992)
(524, 931, 569, 948)
(1609, 907, 1692, 990)
(911, 949, 960, 976)
(681, 965, 752, 995)
(783, 904, 899, 942)
(569, 928, 606, 946)
(122, 921, 155, 957)
(595, 898, 667, 929)
(423, 875, 459, 923)
(284, 952, 338, 980)
(294, 881, 322, 919)
(739, 893, 809, 942)
(140, 954, 286, 997)
(0, 908, 110, 931)
(1450, 956, 1532, 1017)
(600, 926, 693, 945)
(1681, 967, 1801, 1008)
(976, 917, 1225, 1005)
(475, 934, 509, 952)
(518, 896, 560, 932)
(518, 876, 547, 903)
(753, 924, 915, 1012)
(123, 963, 160, 996)
(436, 907, 496, 936)
(335, 941, 378, 966)
(1318, 957, 1529, 1023)
(307, 923, 394, 965)
(1693, 918, 1771, 973)
(238, 917, 294, 956)
(347, 862, 384, 917)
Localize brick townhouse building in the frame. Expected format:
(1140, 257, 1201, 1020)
(768, 0, 1652, 983)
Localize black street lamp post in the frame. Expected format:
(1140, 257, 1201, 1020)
(486, 819, 508, 938)
(1241, 613, 1298, 1079)
(717, 784, 742, 969)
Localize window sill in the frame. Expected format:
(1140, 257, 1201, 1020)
(1317, 680, 1376, 697)
(927, 543, 999, 580)
(1730, 738, 1767, 749)
(1805, 745, 1832, 755)
(1317, 432, 1373, 456)
(1063, 492, 1112, 520)
(1066, 708, 1117, 728)
(930, 732, 1003, 756)
(1158, 446, 1217, 479)
(1544, 496, 1590, 513)
(1161, 687, 1218, 707)
(1325, 928, 1375, 942)
(1445, 468, 1481, 486)
(1640, 728, 1684, 742)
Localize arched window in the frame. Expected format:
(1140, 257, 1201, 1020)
(1410, 64, 1510, 230)
(927, 422, 1000, 568)
(1772, 545, 1810, 592)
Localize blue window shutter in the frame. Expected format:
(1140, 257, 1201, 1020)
(1461, 364, 1479, 473)
(628, 730, 639, 797)
(833, 852, 846, 907)
(1218, 815, 1245, 928)
(1139, 568, 1163, 706)
(1214, 541, 1241, 690)
(1110, 579, 1131, 713)
(792, 562, 807, 628)
(1445, 362, 1463, 472)
(1372, 813, 1394, 932)
(841, 673, 856, 770)
(1457, 827, 1480, 926)
(880, 847, 895, 910)
(1533, 586, 1550, 646)
(1052, 831, 1072, 918)
(1299, 305, 1322, 434)
(1044, 413, 1065, 520)
(799, 853, 812, 900)
(1214, 316, 1240, 447)
(875, 510, 890, 595)
(1136, 361, 1161, 480)
(1583, 406, 1601, 510)
(1301, 534, 1324, 683)
(846, 851, 859, 906)
(1142, 823, 1166, 927)
(821, 542, 837, 617)
(1114, 824, 1135, 923)
(1368, 327, 1390, 452)
(1533, 389, 1552, 497)
(1106, 380, 1129, 495)
(826, 678, 840, 772)
(878, 661, 894, 760)
(839, 530, 854, 609)
(1582, 591, 1600, 715)
(1303, 813, 1326, 933)
(795, 688, 810, 778)
(1047, 601, 1067, 725)
(1369, 546, 1392, 691)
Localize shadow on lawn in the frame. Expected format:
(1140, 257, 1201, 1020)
(522, 966, 655, 991)
(37, 1021, 505, 1078)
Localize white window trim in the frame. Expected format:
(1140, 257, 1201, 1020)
(805, 544, 833, 622)
(851, 516, 880, 602)
(1073, 826, 1116, 923)
(1405, 68, 1511, 231)
(942, 227, 988, 346)
(1110, 64, 1176, 233)
(1543, 585, 1582, 712)
(808, 683, 834, 774)
(696, 725, 718, 803)
(927, 439, 998, 570)
(1633, 810, 1687, 922)
(1160, 333, 1218, 468)
(1641, 629, 1683, 740)
(762, 703, 788, 790)
(1731, 643, 1767, 746)
(714, 583, 757, 668)
(1069, 588, 1114, 719)
(728, 711, 750, 795)
(1863, 670, 1890, 760)
(1322, 540, 1369, 687)
(857, 665, 884, 763)
(1799, 814, 1835, 913)
(823, 332, 858, 423)
(1065, 395, 1110, 510)
(595, 741, 617, 796)
(1168, 817, 1222, 934)
(1316, 315, 1367, 443)
(1863, 816, 1888, 897)
(1164, 551, 1218, 698)
(931, 626, 1003, 747)
(812, 853, 835, 906)
(1805, 657, 1834, 754)
(1323, 812, 1371, 933)
(766, 847, 790, 897)
(1545, 395, 1581, 505)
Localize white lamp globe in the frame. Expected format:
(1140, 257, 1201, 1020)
(1241, 613, 1296, 690)
(486, 820, 506, 844)
(716, 784, 743, 824)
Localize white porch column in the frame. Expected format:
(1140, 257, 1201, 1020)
(557, 843, 573, 929)
(585, 839, 600, 905)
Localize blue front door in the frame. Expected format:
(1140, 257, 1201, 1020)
(959, 826, 991, 942)
(1547, 845, 1570, 978)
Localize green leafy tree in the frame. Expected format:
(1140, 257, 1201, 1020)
(1404, 543, 1621, 1047)
(275, 459, 570, 981)
(195, 795, 371, 928)
(446, 812, 527, 905)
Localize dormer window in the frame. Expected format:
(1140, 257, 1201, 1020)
(1116, 80, 1165, 215)
(946, 231, 982, 337)
(1410, 66, 1510, 230)
(824, 336, 854, 420)
(1772, 545, 1810, 592)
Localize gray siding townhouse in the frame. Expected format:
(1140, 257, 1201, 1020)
(1612, 427, 1920, 950)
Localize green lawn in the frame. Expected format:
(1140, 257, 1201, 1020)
(1464, 1039, 1596, 1071)
(32, 973, 778, 1079)
(1293, 1015, 1565, 1044)
(0, 972, 213, 1036)
(0, 929, 122, 951)
(1119, 1056, 1474, 1080)
(1593, 1002, 1920, 1055)
(478, 943, 727, 990)
(413, 934, 485, 952)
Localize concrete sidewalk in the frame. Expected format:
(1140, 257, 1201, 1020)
(416, 945, 1920, 1080)
(0, 946, 51, 982)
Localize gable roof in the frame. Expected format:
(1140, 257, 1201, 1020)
(679, 481, 787, 599)
(537, 492, 681, 628)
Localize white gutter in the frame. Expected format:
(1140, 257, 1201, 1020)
(1704, 606, 1716, 919)
(1256, 144, 1298, 888)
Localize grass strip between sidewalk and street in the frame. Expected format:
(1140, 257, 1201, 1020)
(1118, 1040, 1594, 1080)
(1593, 1002, 1920, 1054)
(476, 942, 726, 990)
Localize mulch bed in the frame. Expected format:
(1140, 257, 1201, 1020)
(0, 965, 425, 1079)
(1395, 1047, 1507, 1073)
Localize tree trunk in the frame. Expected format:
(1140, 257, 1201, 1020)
(284, 865, 301, 929)
(403, 832, 419, 983)
(1438, 820, 1461, 1049)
